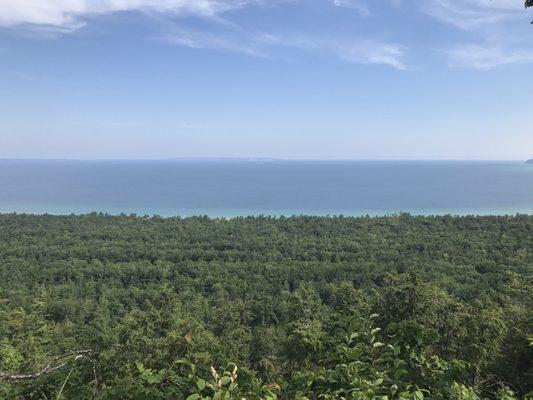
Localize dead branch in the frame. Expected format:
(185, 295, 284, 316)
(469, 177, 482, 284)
(0, 350, 94, 381)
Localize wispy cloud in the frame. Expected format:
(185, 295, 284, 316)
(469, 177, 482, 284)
(271, 34, 407, 69)
(445, 44, 533, 69)
(0, 0, 407, 69)
(421, 0, 523, 30)
(332, 0, 371, 16)
(162, 28, 269, 58)
(163, 28, 408, 69)
(331, 0, 531, 69)
(415, 0, 533, 69)
(335, 41, 406, 70)
(0, 0, 255, 29)
(81, 121, 213, 129)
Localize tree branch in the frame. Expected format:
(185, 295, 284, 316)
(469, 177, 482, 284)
(0, 350, 94, 381)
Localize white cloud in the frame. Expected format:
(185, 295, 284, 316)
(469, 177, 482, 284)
(422, 0, 524, 30)
(332, 0, 370, 16)
(335, 42, 406, 69)
(0, 0, 407, 69)
(164, 29, 407, 69)
(445, 44, 533, 69)
(416, 0, 533, 69)
(0, 0, 253, 29)
(268, 34, 407, 69)
(170, 27, 404, 68)
(330, 0, 531, 70)
(163, 28, 269, 57)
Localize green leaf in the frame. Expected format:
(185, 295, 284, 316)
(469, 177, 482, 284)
(135, 361, 144, 372)
(197, 379, 206, 391)
(186, 394, 200, 400)
(394, 369, 408, 379)
(220, 376, 231, 385)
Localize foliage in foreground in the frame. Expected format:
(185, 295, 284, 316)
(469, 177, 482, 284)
(2, 314, 526, 400)
(132, 315, 526, 400)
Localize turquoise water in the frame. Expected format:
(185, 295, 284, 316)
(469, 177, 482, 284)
(0, 160, 532, 216)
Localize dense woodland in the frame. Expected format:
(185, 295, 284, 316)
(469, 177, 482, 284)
(0, 213, 531, 399)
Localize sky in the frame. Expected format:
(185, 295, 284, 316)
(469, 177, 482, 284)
(0, 0, 532, 160)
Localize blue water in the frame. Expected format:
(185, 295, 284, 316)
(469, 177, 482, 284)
(0, 160, 532, 216)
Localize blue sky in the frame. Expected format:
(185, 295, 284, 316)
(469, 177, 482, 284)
(0, 0, 532, 160)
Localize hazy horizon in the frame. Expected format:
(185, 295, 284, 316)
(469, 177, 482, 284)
(0, 157, 530, 162)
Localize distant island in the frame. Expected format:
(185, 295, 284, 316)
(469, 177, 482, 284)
(526, 159, 533, 164)
(167, 157, 281, 162)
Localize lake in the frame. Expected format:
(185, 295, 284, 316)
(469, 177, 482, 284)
(0, 160, 532, 216)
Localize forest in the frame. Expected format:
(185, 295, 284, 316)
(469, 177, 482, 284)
(0, 213, 531, 399)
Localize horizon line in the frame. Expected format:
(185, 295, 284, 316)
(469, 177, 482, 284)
(0, 157, 529, 162)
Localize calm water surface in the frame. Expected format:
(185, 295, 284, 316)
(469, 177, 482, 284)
(0, 160, 532, 216)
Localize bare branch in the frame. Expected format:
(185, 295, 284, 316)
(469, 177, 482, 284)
(0, 350, 94, 381)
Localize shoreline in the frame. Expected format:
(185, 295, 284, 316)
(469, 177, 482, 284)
(1, 209, 532, 219)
